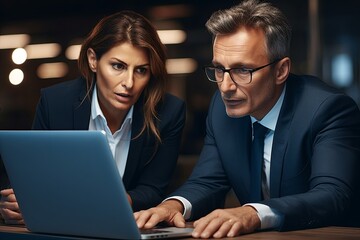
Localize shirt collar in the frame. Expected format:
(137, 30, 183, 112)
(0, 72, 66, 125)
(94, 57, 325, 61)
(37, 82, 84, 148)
(250, 84, 286, 131)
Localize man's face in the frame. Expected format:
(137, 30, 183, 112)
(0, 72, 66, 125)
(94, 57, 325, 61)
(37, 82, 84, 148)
(212, 27, 281, 120)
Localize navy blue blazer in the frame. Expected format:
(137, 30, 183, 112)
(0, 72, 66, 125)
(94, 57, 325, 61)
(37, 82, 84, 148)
(170, 74, 360, 230)
(30, 77, 186, 211)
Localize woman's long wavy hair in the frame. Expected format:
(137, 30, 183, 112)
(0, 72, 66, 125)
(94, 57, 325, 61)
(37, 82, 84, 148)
(78, 10, 167, 142)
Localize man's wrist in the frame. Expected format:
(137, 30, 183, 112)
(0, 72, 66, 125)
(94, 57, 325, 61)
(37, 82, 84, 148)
(161, 199, 184, 212)
(163, 196, 192, 219)
(244, 203, 283, 230)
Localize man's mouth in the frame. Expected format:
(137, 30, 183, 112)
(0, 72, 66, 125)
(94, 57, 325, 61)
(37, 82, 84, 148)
(223, 98, 245, 106)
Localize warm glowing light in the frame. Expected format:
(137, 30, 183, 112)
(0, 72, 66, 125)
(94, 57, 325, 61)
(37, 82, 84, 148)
(0, 34, 30, 49)
(25, 43, 61, 59)
(166, 58, 197, 74)
(65, 44, 81, 60)
(12, 48, 27, 64)
(157, 30, 186, 44)
(9, 69, 24, 85)
(37, 62, 68, 79)
(149, 4, 193, 19)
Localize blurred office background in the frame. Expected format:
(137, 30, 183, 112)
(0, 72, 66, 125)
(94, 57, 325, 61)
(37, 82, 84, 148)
(1, 0, 360, 155)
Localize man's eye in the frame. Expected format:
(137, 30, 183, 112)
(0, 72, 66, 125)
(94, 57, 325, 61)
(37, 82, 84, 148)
(214, 68, 224, 73)
(232, 68, 249, 74)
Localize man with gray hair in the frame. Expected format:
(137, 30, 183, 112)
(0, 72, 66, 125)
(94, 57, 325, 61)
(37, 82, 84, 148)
(135, 0, 360, 238)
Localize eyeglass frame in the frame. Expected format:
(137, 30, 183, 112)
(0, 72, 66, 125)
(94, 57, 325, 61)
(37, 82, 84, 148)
(203, 58, 282, 85)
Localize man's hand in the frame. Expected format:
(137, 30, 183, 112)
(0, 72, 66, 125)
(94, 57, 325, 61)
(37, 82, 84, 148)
(134, 199, 186, 229)
(192, 206, 260, 238)
(0, 188, 24, 225)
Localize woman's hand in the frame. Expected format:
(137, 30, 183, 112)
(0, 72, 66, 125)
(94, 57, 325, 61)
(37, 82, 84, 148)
(0, 188, 24, 225)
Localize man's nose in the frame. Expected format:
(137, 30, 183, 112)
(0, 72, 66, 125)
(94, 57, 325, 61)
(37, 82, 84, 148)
(219, 72, 236, 92)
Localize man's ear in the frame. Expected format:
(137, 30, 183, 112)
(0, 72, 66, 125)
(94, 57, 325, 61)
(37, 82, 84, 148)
(87, 48, 97, 72)
(275, 57, 291, 85)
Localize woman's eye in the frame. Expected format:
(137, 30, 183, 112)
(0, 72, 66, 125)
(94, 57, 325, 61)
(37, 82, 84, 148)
(112, 63, 126, 70)
(136, 67, 148, 75)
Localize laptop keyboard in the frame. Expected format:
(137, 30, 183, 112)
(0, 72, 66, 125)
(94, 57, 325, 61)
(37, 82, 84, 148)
(140, 229, 170, 234)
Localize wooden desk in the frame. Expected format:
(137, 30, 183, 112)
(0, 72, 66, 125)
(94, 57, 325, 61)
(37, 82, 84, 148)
(1, 224, 359, 240)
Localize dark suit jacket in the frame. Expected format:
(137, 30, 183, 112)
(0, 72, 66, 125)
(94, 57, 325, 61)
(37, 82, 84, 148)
(1, 77, 186, 212)
(170, 74, 360, 230)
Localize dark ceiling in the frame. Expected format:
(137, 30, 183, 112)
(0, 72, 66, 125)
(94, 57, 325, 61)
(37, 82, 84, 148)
(1, 0, 360, 153)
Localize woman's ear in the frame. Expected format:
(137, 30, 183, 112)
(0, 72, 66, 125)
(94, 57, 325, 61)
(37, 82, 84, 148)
(275, 57, 291, 85)
(87, 48, 97, 72)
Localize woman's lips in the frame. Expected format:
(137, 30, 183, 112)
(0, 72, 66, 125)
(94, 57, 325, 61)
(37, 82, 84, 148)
(116, 92, 130, 97)
(115, 92, 131, 103)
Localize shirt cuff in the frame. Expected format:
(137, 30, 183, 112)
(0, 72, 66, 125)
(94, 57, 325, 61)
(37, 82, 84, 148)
(244, 203, 283, 230)
(163, 196, 192, 220)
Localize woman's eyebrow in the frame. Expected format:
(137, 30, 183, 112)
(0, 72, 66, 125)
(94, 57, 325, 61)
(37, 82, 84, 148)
(137, 63, 150, 68)
(110, 58, 150, 67)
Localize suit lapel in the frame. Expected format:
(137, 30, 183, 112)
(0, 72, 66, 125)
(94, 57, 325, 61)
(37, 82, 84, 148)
(220, 115, 252, 202)
(211, 91, 253, 203)
(73, 82, 91, 130)
(122, 100, 145, 188)
(270, 76, 297, 197)
(237, 117, 252, 200)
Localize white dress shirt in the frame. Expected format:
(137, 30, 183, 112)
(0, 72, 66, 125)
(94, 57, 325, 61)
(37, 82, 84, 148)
(88, 86, 133, 177)
(244, 85, 286, 229)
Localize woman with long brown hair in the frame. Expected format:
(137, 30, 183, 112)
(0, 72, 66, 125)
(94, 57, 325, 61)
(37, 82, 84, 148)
(0, 10, 185, 225)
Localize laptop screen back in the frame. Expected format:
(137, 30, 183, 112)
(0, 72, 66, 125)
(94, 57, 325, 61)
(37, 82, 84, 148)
(0, 130, 141, 239)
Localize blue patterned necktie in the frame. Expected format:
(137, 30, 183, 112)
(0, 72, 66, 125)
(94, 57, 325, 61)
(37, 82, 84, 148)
(250, 122, 269, 202)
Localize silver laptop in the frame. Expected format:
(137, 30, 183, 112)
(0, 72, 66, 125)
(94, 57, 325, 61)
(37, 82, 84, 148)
(0, 130, 193, 239)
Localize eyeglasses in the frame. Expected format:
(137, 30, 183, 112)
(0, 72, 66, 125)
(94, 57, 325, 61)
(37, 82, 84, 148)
(203, 59, 281, 85)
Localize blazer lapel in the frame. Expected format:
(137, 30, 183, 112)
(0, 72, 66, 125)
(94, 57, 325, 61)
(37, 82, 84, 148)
(220, 116, 252, 202)
(73, 83, 91, 130)
(122, 100, 146, 188)
(238, 117, 252, 200)
(270, 76, 297, 197)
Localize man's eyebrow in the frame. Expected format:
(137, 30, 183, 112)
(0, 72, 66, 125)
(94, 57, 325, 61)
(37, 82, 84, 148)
(211, 61, 221, 66)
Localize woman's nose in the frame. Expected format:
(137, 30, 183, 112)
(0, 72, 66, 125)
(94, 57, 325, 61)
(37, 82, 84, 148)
(121, 72, 134, 89)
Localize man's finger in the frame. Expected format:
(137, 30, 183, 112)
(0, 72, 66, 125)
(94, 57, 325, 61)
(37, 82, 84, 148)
(172, 212, 186, 228)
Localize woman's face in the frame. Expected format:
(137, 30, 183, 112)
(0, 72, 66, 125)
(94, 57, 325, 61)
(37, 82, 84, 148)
(87, 42, 151, 118)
